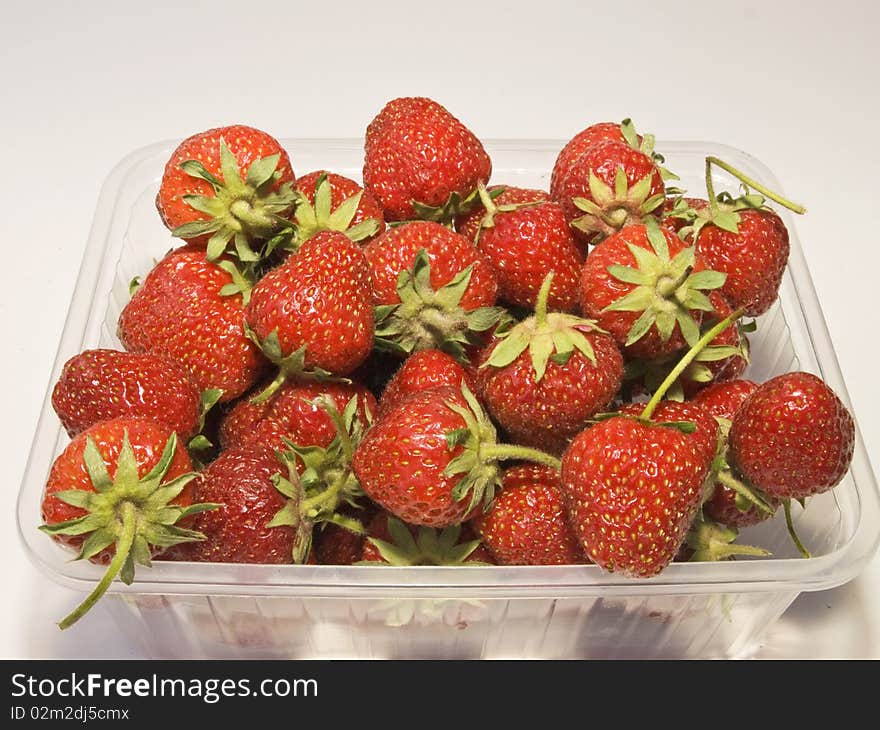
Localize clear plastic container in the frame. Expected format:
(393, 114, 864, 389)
(16, 139, 880, 659)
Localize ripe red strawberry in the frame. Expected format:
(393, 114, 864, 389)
(51, 349, 202, 439)
(352, 384, 560, 527)
(118, 246, 265, 402)
(293, 171, 385, 244)
(365, 221, 504, 359)
(729, 372, 855, 499)
(157, 125, 296, 261)
(694, 207, 790, 316)
(362, 97, 491, 222)
(579, 220, 726, 359)
(377, 349, 477, 420)
(245, 230, 374, 396)
(618, 400, 719, 466)
(561, 415, 710, 577)
(167, 446, 312, 564)
(359, 512, 494, 565)
(477, 274, 623, 455)
(40, 417, 205, 628)
(220, 379, 376, 452)
(550, 122, 635, 201)
(455, 185, 585, 312)
(553, 139, 665, 246)
(691, 379, 758, 421)
(473, 465, 587, 565)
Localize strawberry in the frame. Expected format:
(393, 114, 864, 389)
(561, 415, 710, 577)
(244, 230, 374, 398)
(671, 156, 805, 317)
(156, 125, 296, 261)
(118, 246, 265, 402)
(51, 349, 203, 440)
(40, 417, 209, 628)
(553, 139, 665, 246)
(729, 372, 855, 499)
(550, 121, 635, 201)
(377, 349, 477, 420)
(579, 219, 726, 359)
(292, 171, 385, 244)
(365, 221, 504, 359)
(694, 207, 789, 316)
(362, 96, 491, 223)
(352, 383, 561, 527)
(477, 274, 623, 455)
(691, 379, 758, 421)
(359, 512, 493, 565)
(219, 379, 377, 452)
(455, 184, 585, 312)
(168, 446, 312, 564)
(473, 465, 587, 565)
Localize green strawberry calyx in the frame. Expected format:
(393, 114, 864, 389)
(619, 118, 679, 182)
(482, 272, 606, 383)
(602, 217, 727, 349)
(442, 382, 562, 514)
(570, 166, 666, 243)
(292, 173, 381, 245)
(685, 514, 770, 562)
(39, 431, 218, 630)
(359, 517, 486, 566)
(411, 186, 487, 226)
(271, 395, 372, 561)
(171, 139, 298, 263)
(244, 325, 345, 405)
(373, 248, 507, 362)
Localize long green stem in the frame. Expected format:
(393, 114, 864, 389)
(59, 502, 137, 630)
(707, 156, 806, 214)
(705, 157, 720, 217)
(250, 370, 286, 405)
(480, 443, 562, 471)
(641, 306, 746, 419)
(534, 272, 555, 328)
(784, 499, 812, 559)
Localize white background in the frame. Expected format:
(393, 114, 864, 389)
(1, 0, 878, 658)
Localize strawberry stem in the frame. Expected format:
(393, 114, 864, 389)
(706, 156, 806, 214)
(58, 502, 137, 630)
(479, 443, 562, 471)
(534, 273, 554, 328)
(641, 306, 746, 419)
(783, 499, 812, 559)
(250, 370, 286, 405)
(716, 470, 776, 514)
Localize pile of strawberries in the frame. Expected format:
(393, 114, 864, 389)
(39, 97, 856, 629)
